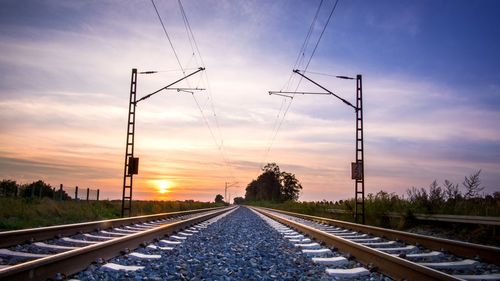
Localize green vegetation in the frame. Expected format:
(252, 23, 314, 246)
(245, 170, 500, 245)
(244, 163, 302, 202)
(0, 179, 72, 199)
(247, 170, 500, 219)
(0, 197, 222, 231)
(233, 196, 245, 204)
(214, 194, 224, 203)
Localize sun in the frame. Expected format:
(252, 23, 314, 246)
(156, 180, 172, 194)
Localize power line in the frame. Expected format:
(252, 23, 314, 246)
(261, 0, 341, 170)
(150, 0, 235, 182)
(281, 0, 324, 92)
(261, 0, 326, 169)
(177, 0, 236, 182)
(150, 0, 184, 74)
(303, 0, 340, 71)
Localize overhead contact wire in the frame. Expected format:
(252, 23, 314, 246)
(178, 0, 236, 182)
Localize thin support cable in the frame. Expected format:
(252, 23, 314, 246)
(261, 0, 341, 175)
(260, 97, 287, 168)
(264, 0, 325, 170)
(151, 0, 185, 75)
(281, 0, 324, 92)
(303, 0, 340, 71)
(178, 0, 234, 182)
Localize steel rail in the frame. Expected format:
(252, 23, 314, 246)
(409, 213, 500, 226)
(0, 207, 234, 281)
(0, 206, 224, 248)
(256, 207, 500, 266)
(251, 206, 461, 281)
(325, 208, 500, 226)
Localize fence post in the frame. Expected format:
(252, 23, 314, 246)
(97, 189, 100, 201)
(59, 184, 63, 201)
(75, 186, 78, 200)
(86, 188, 90, 201)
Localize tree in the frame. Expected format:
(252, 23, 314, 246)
(244, 163, 302, 202)
(463, 170, 485, 199)
(428, 180, 445, 206)
(0, 179, 18, 197)
(214, 194, 224, 203)
(280, 172, 302, 201)
(233, 197, 245, 204)
(263, 163, 280, 175)
(21, 180, 54, 198)
(444, 179, 461, 201)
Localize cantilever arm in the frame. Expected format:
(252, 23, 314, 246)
(136, 67, 205, 104)
(269, 92, 294, 99)
(293, 69, 357, 111)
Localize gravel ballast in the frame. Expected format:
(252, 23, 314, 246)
(75, 206, 337, 280)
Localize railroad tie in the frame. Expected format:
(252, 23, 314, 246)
(170, 235, 187, 240)
(61, 237, 99, 245)
(83, 233, 115, 240)
(453, 273, 500, 280)
(128, 252, 161, 259)
(283, 234, 304, 239)
(359, 241, 397, 247)
(289, 238, 312, 243)
(418, 259, 479, 270)
(159, 239, 182, 245)
(0, 248, 49, 258)
(294, 242, 321, 249)
(147, 245, 173, 251)
(347, 237, 381, 242)
(376, 245, 417, 253)
(100, 230, 128, 236)
(312, 256, 349, 266)
(402, 251, 444, 260)
(33, 242, 78, 250)
(325, 267, 370, 278)
(101, 263, 144, 271)
(302, 248, 333, 257)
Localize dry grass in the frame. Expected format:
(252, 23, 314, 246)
(0, 198, 221, 230)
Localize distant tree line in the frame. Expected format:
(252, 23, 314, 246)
(243, 163, 302, 203)
(0, 179, 71, 200)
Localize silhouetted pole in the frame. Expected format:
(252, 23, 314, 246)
(353, 75, 365, 224)
(121, 67, 205, 217)
(269, 70, 365, 224)
(225, 181, 238, 204)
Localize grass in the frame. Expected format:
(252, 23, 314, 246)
(0, 198, 223, 231)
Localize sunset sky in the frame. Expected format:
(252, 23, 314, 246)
(1, 0, 499, 202)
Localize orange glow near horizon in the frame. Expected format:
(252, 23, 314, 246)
(154, 179, 174, 194)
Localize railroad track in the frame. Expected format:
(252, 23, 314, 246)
(0, 206, 234, 280)
(1, 205, 498, 280)
(251, 206, 500, 281)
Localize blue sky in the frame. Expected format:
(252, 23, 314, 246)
(0, 0, 499, 201)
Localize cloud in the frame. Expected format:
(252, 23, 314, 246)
(0, 1, 499, 202)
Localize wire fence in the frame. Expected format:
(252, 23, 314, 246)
(0, 182, 100, 201)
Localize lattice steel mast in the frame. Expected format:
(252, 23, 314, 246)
(121, 67, 205, 217)
(269, 70, 365, 224)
